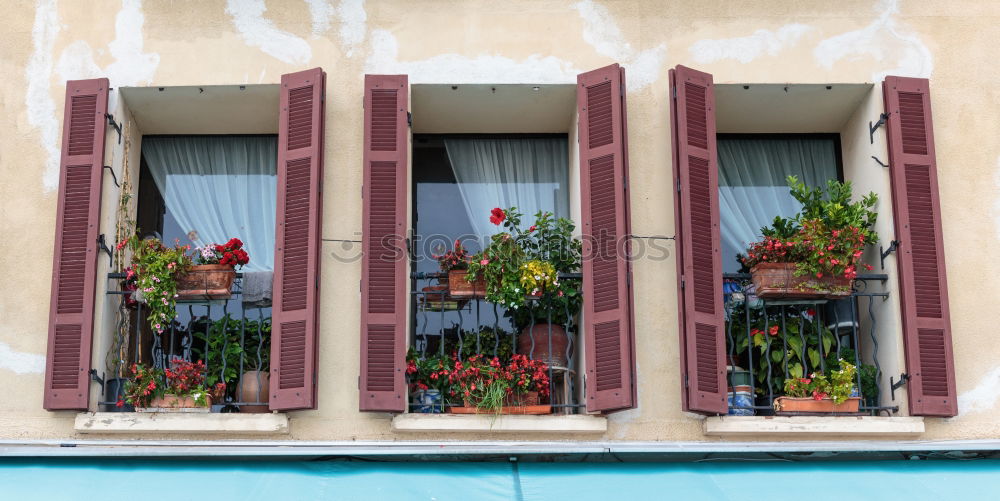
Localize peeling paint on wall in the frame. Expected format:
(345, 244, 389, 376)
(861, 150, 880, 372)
(365, 29, 581, 84)
(226, 0, 313, 64)
(572, 0, 666, 91)
(25, 0, 60, 193)
(690, 24, 813, 64)
(814, 0, 932, 80)
(305, 0, 334, 36)
(0, 342, 45, 375)
(335, 0, 367, 57)
(958, 365, 1000, 416)
(56, 0, 159, 87)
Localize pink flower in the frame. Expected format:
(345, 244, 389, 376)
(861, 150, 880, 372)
(480, 259, 489, 266)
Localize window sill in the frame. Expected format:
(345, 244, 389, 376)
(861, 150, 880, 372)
(74, 412, 289, 435)
(703, 416, 924, 437)
(391, 414, 607, 434)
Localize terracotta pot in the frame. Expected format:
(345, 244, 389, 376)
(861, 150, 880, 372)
(176, 264, 236, 300)
(237, 370, 270, 413)
(751, 263, 852, 300)
(774, 396, 861, 414)
(448, 269, 487, 298)
(421, 285, 448, 303)
(453, 392, 549, 415)
(143, 393, 212, 411)
(518, 323, 568, 367)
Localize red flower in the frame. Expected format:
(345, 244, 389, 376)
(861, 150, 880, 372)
(528, 225, 537, 232)
(768, 325, 779, 336)
(489, 208, 506, 225)
(806, 308, 816, 316)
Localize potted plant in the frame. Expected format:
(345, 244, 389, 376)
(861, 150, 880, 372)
(405, 349, 450, 413)
(122, 358, 212, 411)
(192, 315, 271, 412)
(466, 208, 582, 366)
(434, 239, 484, 298)
(774, 359, 861, 414)
(121, 237, 193, 334)
(446, 353, 552, 415)
(176, 238, 250, 300)
(741, 177, 878, 299)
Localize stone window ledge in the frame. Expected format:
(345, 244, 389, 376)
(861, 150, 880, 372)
(704, 416, 924, 437)
(391, 414, 607, 433)
(74, 412, 289, 435)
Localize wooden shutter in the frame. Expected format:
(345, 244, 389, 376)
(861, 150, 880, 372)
(44, 78, 109, 410)
(359, 74, 409, 412)
(578, 64, 636, 413)
(670, 65, 726, 414)
(883, 76, 956, 417)
(270, 67, 326, 411)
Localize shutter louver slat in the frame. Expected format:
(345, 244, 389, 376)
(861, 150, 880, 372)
(44, 78, 108, 410)
(360, 75, 409, 412)
(269, 68, 325, 411)
(578, 64, 636, 413)
(671, 65, 727, 415)
(883, 76, 955, 416)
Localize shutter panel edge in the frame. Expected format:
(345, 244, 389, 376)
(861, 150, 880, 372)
(671, 65, 727, 415)
(270, 67, 325, 411)
(44, 78, 109, 411)
(359, 74, 409, 413)
(578, 63, 637, 413)
(882, 75, 956, 417)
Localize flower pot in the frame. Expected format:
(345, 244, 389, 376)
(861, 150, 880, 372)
(448, 269, 487, 298)
(420, 285, 468, 311)
(138, 393, 212, 412)
(414, 389, 444, 413)
(102, 377, 133, 412)
(237, 370, 270, 413)
(751, 263, 852, 300)
(727, 367, 752, 388)
(176, 264, 236, 300)
(773, 396, 861, 415)
(518, 323, 568, 367)
(728, 386, 754, 416)
(452, 391, 548, 414)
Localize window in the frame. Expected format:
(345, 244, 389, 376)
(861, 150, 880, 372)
(360, 66, 637, 415)
(43, 70, 326, 414)
(670, 66, 957, 418)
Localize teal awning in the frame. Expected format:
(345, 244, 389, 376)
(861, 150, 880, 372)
(1, 459, 998, 500)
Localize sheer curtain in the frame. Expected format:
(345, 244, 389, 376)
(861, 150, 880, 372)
(142, 136, 277, 272)
(444, 137, 569, 244)
(718, 137, 839, 272)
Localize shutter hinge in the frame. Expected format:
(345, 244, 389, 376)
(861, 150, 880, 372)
(672, 85, 677, 99)
(680, 277, 686, 289)
(684, 374, 689, 388)
(676, 178, 682, 193)
(96, 234, 114, 267)
(623, 174, 628, 191)
(407, 111, 412, 127)
(626, 272, 632, 289)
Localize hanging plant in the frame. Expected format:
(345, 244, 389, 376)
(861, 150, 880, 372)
(122, 236, 192, 334)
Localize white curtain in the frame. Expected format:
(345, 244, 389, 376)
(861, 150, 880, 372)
(444, 138, 569, 244)
(142, 136, 277, 272)
(718, 137, 839, 272)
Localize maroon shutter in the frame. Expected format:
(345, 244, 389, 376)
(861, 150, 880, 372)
(883, 76, 956, 417)
(359, 74, 409, 412)
(670, 65, 726, 414)
(270, 67, 326, 411)
(578, 64, 636, 413)
(44, 78, 108, 410)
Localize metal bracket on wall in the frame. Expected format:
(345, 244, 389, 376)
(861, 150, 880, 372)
(97, 234, 114, 267)
(105, 113, 122, 144)
(880, 240, 900, 270)
(103, 165, 120, 187)
(871, 156, 889, 168)
(890, 373, 910, 400)
(869, 112, 889, 144)
(89, 369, 105, 392)
(407, 111, 412, 127)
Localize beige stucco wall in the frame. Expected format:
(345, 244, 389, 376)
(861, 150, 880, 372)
(2, 0, 999, 443)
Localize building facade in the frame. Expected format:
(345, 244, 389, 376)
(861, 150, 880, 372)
(2, 0, 1000, 455)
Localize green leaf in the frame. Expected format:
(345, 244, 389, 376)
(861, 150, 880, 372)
(771, 349, 784, 364)
(787, 336, 803, 360)
(789, 363, 803, 380)
(808, 348, 821, 369)
(823, 332, 834, 356)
